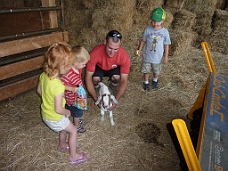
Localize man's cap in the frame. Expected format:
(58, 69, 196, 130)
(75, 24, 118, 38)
(150, 8, 166, 22)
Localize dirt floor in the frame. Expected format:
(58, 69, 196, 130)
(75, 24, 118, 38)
(0, 47, 228, 171)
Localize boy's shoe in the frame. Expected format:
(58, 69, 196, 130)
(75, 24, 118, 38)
(143, 83, 150, 91)
(77, 125, 86, 133)
(78, 119, 85, 126)
(109, 82, 118, 96)
(152, 80, 158, 90)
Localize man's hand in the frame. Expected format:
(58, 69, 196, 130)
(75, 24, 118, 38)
(94, 96, 102, 108)
(108, 100, 117, 110)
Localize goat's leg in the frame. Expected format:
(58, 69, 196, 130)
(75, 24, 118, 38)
(101, 109, 105, 121)
(109, 111, 115, 126)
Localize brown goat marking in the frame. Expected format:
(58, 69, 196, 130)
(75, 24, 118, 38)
(101, 94, 111, 106)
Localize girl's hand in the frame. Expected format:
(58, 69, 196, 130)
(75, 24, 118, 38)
(65, 110, 71, 118)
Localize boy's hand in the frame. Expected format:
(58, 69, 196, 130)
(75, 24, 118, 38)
(163, 57, 168, 64)
(135, 50, 141, 57)
(74, 87, 79, 93)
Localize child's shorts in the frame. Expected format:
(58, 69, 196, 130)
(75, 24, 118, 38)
(43, 116, 70, 132)
(141, 62, 161, 75)
(65, 104, 83, 118)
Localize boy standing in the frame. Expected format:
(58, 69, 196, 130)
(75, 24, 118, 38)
(136, 7, 171, 91)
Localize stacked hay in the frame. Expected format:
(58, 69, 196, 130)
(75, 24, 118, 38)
(80, 0, 137, 51)
(161, 10, 173, 29)
(169, 31, 197, 56)
(185, 0, 217, 36)
(208, 9, 228, 54)
(171, 9, 196, 32)
(216, 0, 227, 9)
(165, 0, 188, 13)
(64, 1, 92, 46)
(169, 9, 197, 56)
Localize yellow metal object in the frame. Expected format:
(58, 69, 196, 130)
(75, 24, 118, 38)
(187, 42, 216, 120)
(172, 119, 202, 171)
(187, 80, 207, 120)
(201, 42, 216, 73)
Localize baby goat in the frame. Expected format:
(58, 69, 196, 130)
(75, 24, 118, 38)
(95, 82, 117, 126)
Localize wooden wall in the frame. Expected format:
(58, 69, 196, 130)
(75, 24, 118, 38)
(0, 0, 67, 101)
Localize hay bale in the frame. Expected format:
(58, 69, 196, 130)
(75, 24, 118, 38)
(185, 0, 217, 12)
(184, 0, 216, 35)
(165, 0, 187, 13)
(91, 0, 136, 34)
(136, 0, 163, 12)
(193, 11, 214, 35)
(199, 10, 228, 54)
(162, 11, 174, 29)
(212, 9, 228, 32)
(171, 9, 196, 32)
(208, 31, 228, 54)
(80, 28, 100, 51)
(216, 0, 227, 9)
(169, 31, 197, 56)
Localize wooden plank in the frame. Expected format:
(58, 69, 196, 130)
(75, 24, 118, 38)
(0, 56, 44, 80)
(0, 31, 68, 57)
(0, 75, 39, 102)
(41, 0, 58, 28)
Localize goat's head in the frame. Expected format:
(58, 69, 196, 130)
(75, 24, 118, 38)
(101, 93, 111, 109)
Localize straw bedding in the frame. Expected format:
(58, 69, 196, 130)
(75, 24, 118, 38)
(1, 47, 228, 171)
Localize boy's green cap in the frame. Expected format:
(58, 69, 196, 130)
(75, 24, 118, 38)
(150, 8, 166, 22)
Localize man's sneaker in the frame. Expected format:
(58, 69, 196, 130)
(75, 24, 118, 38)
(109, 82, 118, 96)
(152, 80, 158, 90)
(143, 83, 150, 91)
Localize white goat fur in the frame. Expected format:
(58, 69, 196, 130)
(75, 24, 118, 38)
(97, 82, 115, 126)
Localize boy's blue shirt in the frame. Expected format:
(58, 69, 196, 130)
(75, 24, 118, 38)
(142, 26, 171, 64)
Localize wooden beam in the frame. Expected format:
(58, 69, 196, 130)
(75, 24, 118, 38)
(0, 31, 68, 57)
(0, 56, 44, 80)
(0, 75, 39, 102)
(41, 0, 58, 28)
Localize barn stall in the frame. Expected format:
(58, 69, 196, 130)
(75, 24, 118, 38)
(0, 0, 67, 101)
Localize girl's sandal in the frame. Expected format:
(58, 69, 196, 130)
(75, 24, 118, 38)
(69, 152, 87, 165)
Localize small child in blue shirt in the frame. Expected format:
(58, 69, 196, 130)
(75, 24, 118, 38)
(136, 7, 171, 91)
